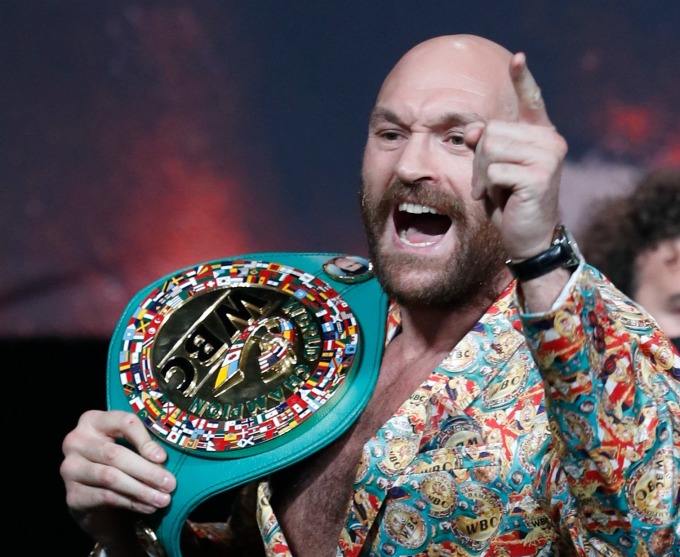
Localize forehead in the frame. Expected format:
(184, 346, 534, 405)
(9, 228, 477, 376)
(375, 39, 516, 123)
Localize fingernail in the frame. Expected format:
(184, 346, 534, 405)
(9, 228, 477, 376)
(159, 474, 172, 490)
(154, 492, 171, 507)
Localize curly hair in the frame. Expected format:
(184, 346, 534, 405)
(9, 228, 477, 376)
(580, 168, 680, 297)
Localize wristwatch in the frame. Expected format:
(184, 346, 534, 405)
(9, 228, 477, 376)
(506, 225, 582, 281)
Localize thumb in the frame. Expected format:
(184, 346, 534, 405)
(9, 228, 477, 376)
(464, 122, 485, 151)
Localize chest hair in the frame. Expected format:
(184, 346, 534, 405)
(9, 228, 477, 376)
(269, 345, 448, 557)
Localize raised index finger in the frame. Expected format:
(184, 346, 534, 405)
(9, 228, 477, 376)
(510, 52, 552, 126)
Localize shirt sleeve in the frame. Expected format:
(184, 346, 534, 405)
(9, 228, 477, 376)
(517, 263, 680, 553)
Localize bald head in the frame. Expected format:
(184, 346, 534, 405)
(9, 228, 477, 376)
(376, 34, 518, 121)
(392, 34, 513, 68)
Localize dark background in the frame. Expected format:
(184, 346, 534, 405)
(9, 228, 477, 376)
(2, 2, 679, 553)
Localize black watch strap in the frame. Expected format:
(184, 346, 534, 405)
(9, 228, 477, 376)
(506, 225, 581, 281)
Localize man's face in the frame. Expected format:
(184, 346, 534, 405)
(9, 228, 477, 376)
(359, 37, 513, 308)
(634, 238, 680, 339)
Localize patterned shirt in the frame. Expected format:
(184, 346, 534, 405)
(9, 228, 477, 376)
(192, 265, 680, 556)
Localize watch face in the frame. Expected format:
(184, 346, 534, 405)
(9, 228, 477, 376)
(115, 259, 360, 455)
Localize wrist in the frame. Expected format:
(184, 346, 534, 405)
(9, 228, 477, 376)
(506, 225, 581, 281)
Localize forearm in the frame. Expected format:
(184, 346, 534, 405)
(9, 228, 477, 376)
(522, 265, 680, 544)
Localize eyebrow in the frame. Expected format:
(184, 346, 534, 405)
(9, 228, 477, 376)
(369, 107, 485, 129)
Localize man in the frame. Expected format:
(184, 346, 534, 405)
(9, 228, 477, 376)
(580, 168, 680, 348)
(60, 34, 680, 556)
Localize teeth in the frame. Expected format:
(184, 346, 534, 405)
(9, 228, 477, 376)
(399, 230, 435, 247)
(398, 202, 440, 215)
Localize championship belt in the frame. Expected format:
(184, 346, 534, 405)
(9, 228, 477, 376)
(106, 252, 388, 557)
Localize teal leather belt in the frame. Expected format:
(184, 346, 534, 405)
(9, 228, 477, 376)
(107, 252, 388, 557)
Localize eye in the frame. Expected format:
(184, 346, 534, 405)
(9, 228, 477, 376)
(379, 130, 402, 141)
(446, 133, 465, 146)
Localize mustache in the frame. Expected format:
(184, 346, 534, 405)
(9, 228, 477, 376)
(363, 179, 467, 221)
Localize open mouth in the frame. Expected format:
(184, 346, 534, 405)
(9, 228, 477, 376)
(394, 202, 452, 247)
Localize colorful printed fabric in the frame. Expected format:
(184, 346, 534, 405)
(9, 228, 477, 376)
(195, 264, 680, 556)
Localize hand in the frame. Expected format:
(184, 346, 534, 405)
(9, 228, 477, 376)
(465, 52, 567, 262)
(60, 410, 176, 550)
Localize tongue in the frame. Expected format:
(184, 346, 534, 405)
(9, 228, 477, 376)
(403, 226, 442, 244)
(401, 214, 450, 244)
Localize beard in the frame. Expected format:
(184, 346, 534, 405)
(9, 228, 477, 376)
(360, 178, 507, 310)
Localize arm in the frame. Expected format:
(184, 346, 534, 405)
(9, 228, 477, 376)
(464, 51, 569, 313)
(464, 52, 679, 550)
(521, 265, 679, 551)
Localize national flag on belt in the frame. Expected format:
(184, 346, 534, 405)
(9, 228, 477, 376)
(122, 325, 138, 341)
(299, 272, 314, 284)
(301, 392, 321, 410)
(151, 422, 168, 437)
(119, 349, 130, 366)
(142, 392, 161, 418)
(288, 394, 306, 414)
(166, 295, 184, 308)
(193, 264, 211, 278)
(293, 288, 307, 300)
(130, 396, 144, 412)
(134, 306, 152, 321)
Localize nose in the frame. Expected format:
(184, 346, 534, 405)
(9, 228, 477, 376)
(395, 133, 436, 185)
